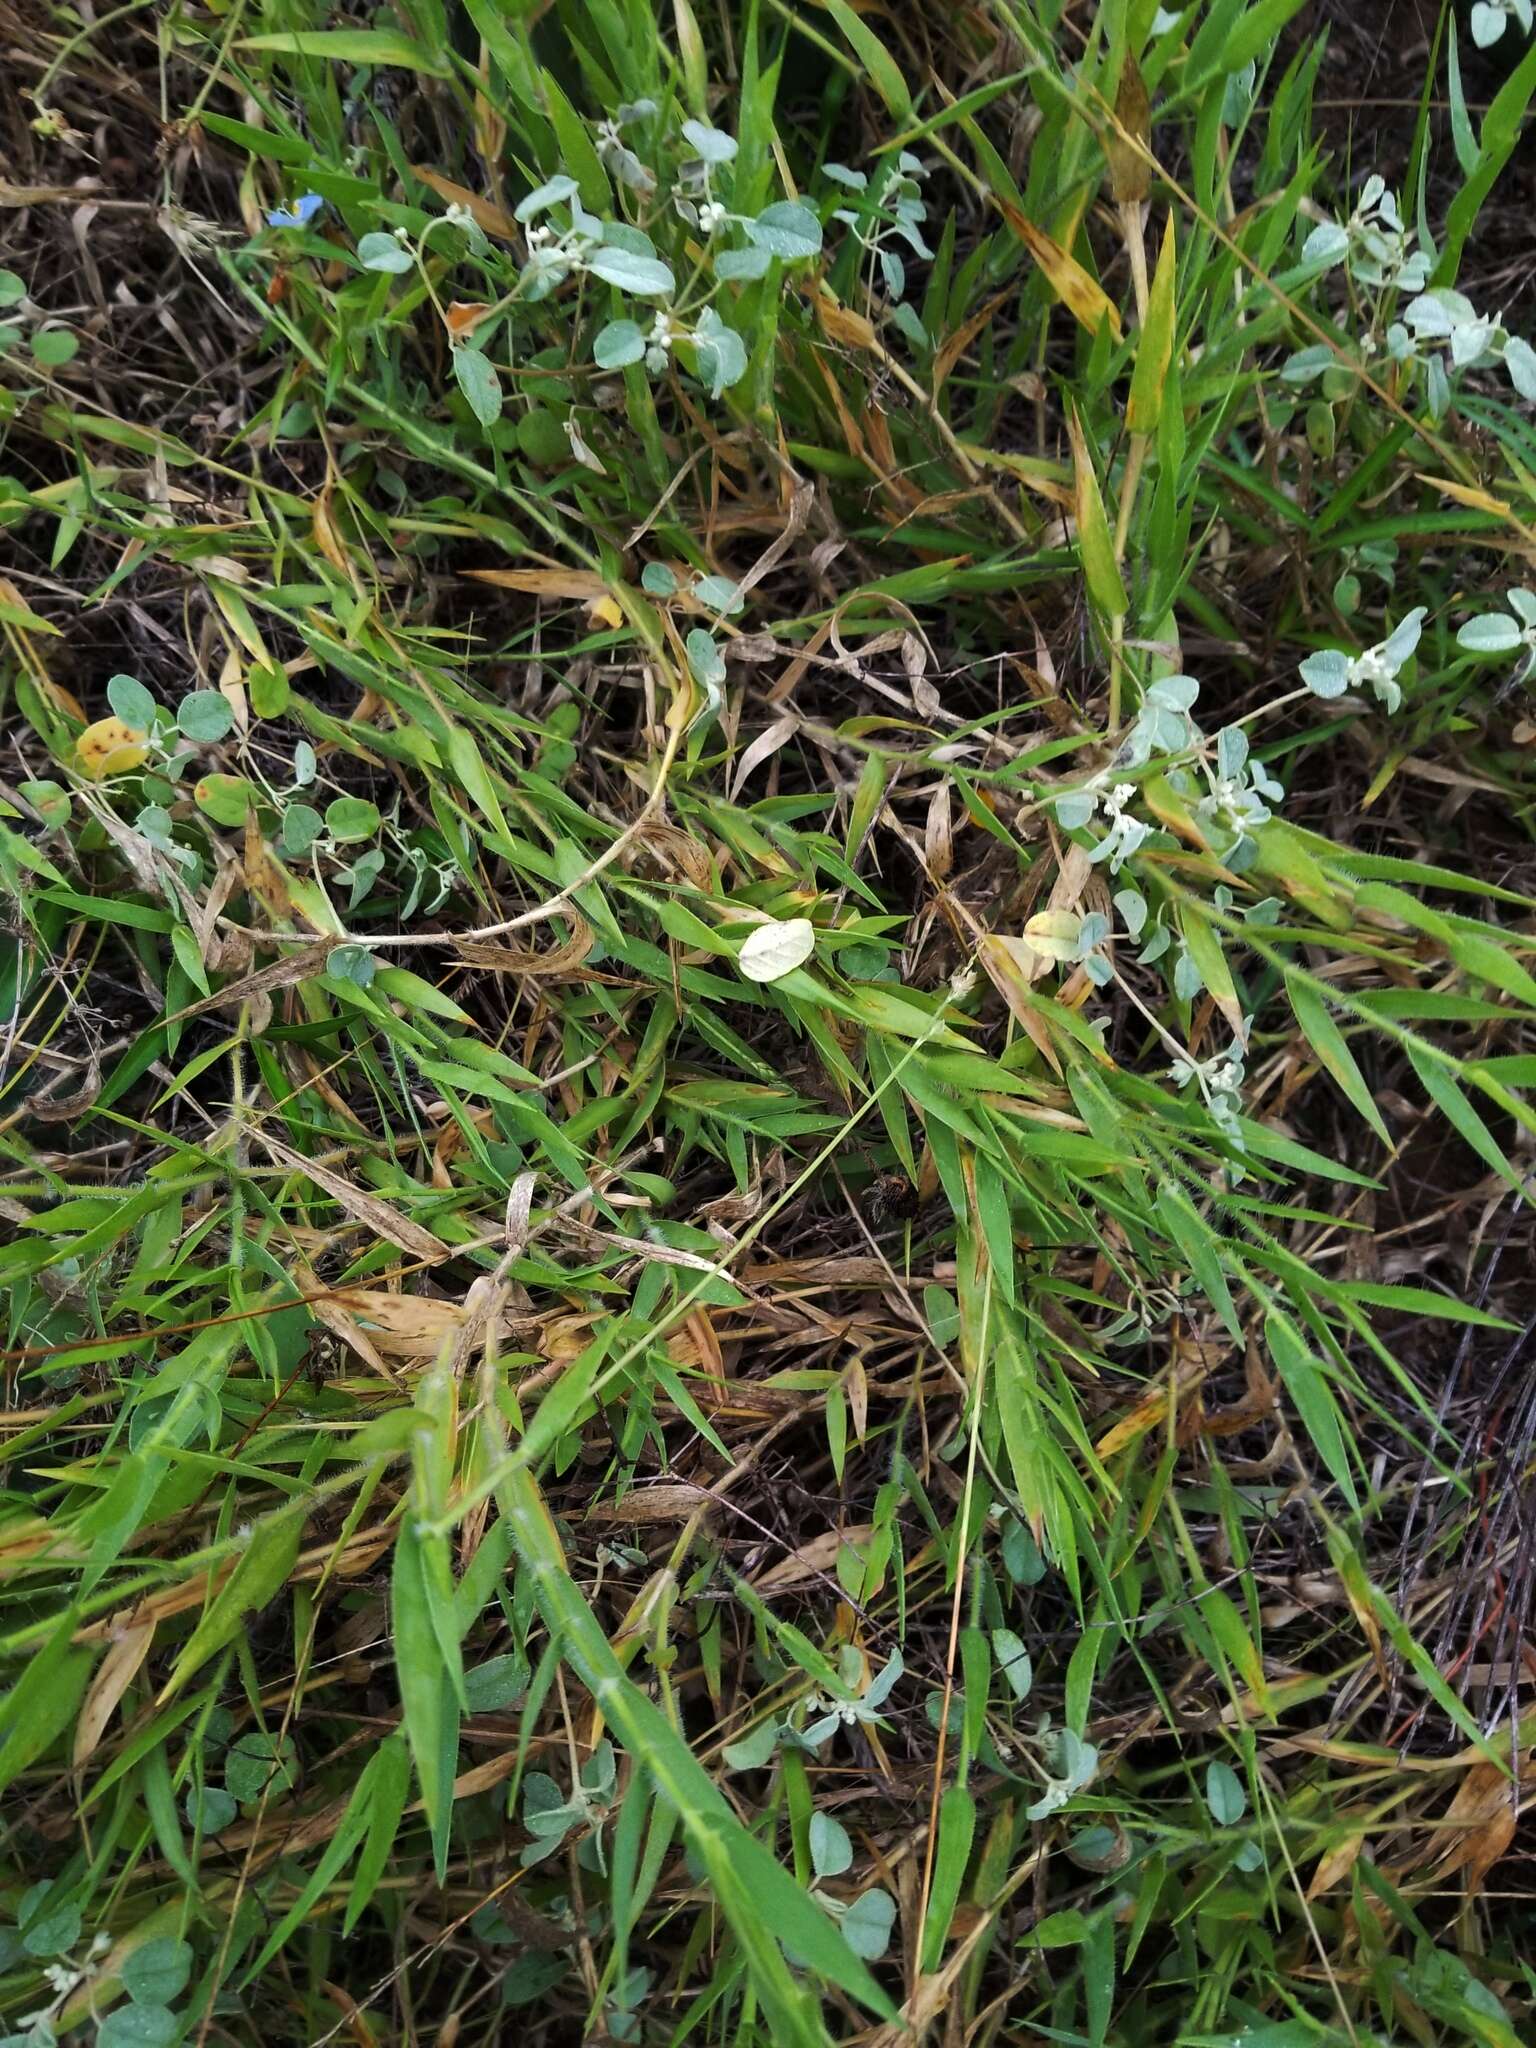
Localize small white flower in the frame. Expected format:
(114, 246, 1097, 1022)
(698, 199, 728, 234)
(526, 223, 552, 248)
(444, 202, 474, 230)
(643, 311, 674, 377)
(1169, 1045, 1247, 1135)
(1089, 806, 1151, 875)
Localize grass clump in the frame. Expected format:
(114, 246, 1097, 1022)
(2, 1, 1536, 2043)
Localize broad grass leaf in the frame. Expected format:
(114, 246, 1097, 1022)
(162, 1511, 302, 1697)
(391, 1524, 460, 1881)
(819, 0, 912, 116)
(344, 1733, 411, 1934)
(1264, 1310, 1359, 1509)
(0, 1621, 95, 1798)
(240, 29, 449, 74)
(1155, 1180, 1242, 1339)
(919, 1782, 975, 1971)
(495, 1463, 896, 2035)
(1180, 907, 1241, 1035)
(1286, 975, 1389, 1143)
(1407, 1044, 1523, 1192)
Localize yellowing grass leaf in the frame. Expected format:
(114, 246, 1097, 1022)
(1066, 406, 1128, 619)
(999, 202, 1122, 340)
(409, 166, 522, 240)
(1128, 216, 1176, 434)
(1179, 905, 1242, 1038)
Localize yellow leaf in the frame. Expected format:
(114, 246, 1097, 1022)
(1066, 405, 1128, 619)
(1413, 472, 1514, 520)
(444, 300, 494, 339)
(813, 288, 879, 352)
(1023, 908, 1084, 963)
(76, 717, 149, 780)
(1128, 216, 1177, 435)
(463, 567, 615, 601)
(1106, 58, 1151, 205)
(1000, 201, 1122, 339)
(408, 165, 522, 241)
(1306, 1831, 1366, 1899)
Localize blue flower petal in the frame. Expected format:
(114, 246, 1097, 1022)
(267, 192, 324, 228)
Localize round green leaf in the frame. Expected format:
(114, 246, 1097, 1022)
(453, 345, 503, 428)
(744, 202, 822, 261)
(1457, 613, 1521, 654)
(690, 308, 747, 397)
(516, 407, 568, 467)
(585, 248, 675, 297)
(121, 1937, 193, 2006)
(325, 796, 380, 842)
(19, 779, 71, 829)
(328, 943, 377, 988)
(280, 803, 324, 857)
(593, 319, 646, 370)
(841, 1888, 896, 1961)
(31, 327, 79, 366)
(226, 1729, 297, 1804)
(97, 2004, 180, 2048)
(713, 246, 772, 283)
(249, 660, 291, 718)
(809, 1810, 852, 1879)
(464, 1653, 531, 1712)
(108, 673, 157, 731)
(681, 118, 737, 164)
(194, 775, 255, 826)
(357, 231, 415, 274)
(1205, 1759, 1247, 1825)
(186, 1784, 237, 1834)
(18, 1883, 80, 1956)
(177, 690, 234, 743)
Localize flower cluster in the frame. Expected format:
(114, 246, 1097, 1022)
(1196, 725, 1284, 865)
(1392, 288, 1536, 413)
(1290, 176, 1536, 418)
(1169, 1043, 1248, 1139)
(1056, 778, 1149, 874)
(1303, 177, 1429, 293)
